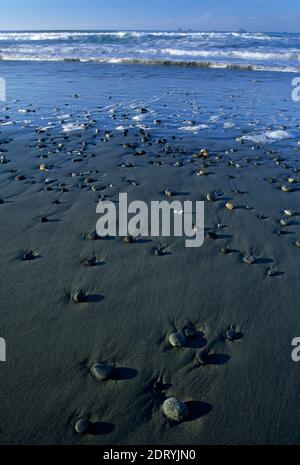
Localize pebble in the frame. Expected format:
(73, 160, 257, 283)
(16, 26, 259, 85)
(123, 235, 135, 244)
(295, 240, 300, 248)
(84, 256, 97, 267)
(225, 325, 240, 342)
(196, 350, 210, 366)
(281, 184, 291, 192)
(72, 290, 87, 303)
(91, 363, 114, 381)
(207, 231, 218, 240)
(168, 331, 186, 348)
(154, 245, 166, 256)
(206, 192, 217, 202)
(221, 247, 232, 254)
(225, 202, 235, 210)
(183, 325, 198, 338)
(74, 419, 91, 435)
(164, 189, 173, 197)
(87, 230, 100, 240)
(162, 397, 189, 422)
(22, 251, 38, 261)
(243, 255, 256, 265)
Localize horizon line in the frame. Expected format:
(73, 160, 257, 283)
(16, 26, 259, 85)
(0, 28, 298, 34)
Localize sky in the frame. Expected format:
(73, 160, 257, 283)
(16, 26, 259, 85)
(0, 0, 299, 32)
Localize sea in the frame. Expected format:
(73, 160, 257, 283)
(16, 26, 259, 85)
(0, 30, 299, 147)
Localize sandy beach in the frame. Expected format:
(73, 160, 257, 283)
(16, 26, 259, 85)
(0, 26, 299, 446)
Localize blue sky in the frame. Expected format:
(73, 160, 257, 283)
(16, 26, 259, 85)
(0, 0, 299, 32)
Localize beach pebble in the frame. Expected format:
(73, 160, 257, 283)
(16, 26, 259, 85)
(123, 235, 135, 244)
(225, 325, 240, 342)
(281, 185, 291, 193)
(84, 256, 97, 267)
(183, 325, 198, 338)
(200, 149, 209, 158)
(162, 398, 189, 423)
(72, 290, 87, 303)
(40, 216, 48, 223)
(168, 331, 186, 348)
(243, 255, 256, 265)
(196, 350, 210, 366)
(22, 251, 38, 261)
(154, 245, 166, 256)
(0, 155, 8, 164)
(134, 149, 146, 156)
(284, 209, 293, 217)
(164, 189, 173, 197)
(206, 192, 217, 202)
(122, 162, 134, 168)
(295, 240, 300, 248)
(221, 247, 232, 255)
(74, 419, 91, 435)
(225, 202, 235, 210)
(91, 363, 114, 381)
(87, 230, 100, 240)
(207, 231, 218, 240)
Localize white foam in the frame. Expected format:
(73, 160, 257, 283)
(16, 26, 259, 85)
(179, 124, 209, 132)
(62, 122, 86, 132)
(241, 130, 292, 143)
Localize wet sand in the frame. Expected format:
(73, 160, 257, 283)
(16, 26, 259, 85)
(0, 117, 300, 444)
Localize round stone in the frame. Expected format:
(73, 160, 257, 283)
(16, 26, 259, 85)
(168, 332, 186, 348)
(196, 350, 210, 366)
(91, 363, 114, 381)
(123, 235, 135, 244)
(243, 255, 256, 265)
(74, 418, 91, 435)
(162, 397, 189, 422)
(164, 189, 173, 197)
(206, 192, 217, 202)
(225, 325, 239, 341)
(225, 202, 235, 210)
(72, 290, 86, 303)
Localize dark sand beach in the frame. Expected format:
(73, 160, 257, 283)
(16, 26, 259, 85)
(0, 59, 300, 444)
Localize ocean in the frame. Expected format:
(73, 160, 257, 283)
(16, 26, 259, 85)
(0, 30, 299, 148)
(0, 30, 300, 72)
